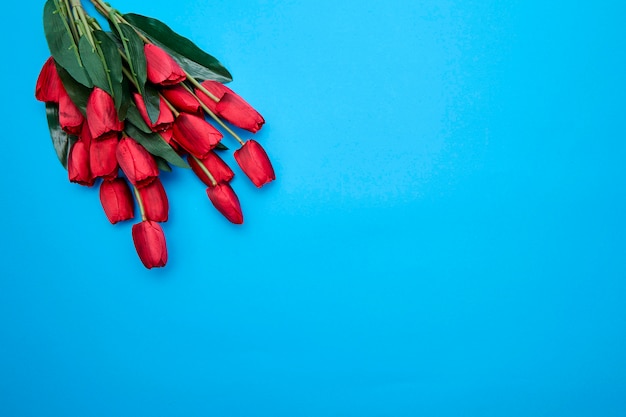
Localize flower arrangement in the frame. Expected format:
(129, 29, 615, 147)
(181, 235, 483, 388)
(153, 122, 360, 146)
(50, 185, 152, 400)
(36, 0, 275, 268)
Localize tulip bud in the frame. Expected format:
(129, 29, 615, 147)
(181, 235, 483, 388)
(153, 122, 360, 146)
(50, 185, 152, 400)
(188, 152, 234, 187)
(35, 57, 63, 103)
(161, 85, 203, 115)
(215, 93, 265, 133)
(172, 113, 223, 158)
(132, 92, 174, 132)
(132, 220, 168, 269)
(144, 44, 186, 86)
(233, 140, 275, 188)
(68, 140, 95, 187)
(90, 135, 119, 179)
(87, 87, 123, 141)
(116, 137, 159, 187)
(137, 177, 169, 222)
(99, 178, 134, 224)
(59, 90, 84, 135)
(206, 183, 243, 224)
(197, 80, 265, 133)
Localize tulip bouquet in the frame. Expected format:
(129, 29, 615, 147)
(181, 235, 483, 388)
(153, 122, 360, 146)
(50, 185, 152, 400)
(36, 0, 275, 268)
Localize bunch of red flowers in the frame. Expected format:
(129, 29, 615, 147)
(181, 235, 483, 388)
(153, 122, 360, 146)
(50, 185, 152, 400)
(36, 0, 275, 269)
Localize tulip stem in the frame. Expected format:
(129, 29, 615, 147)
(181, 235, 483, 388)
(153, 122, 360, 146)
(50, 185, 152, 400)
(184, 76, 220, 103)
(159, 94, 180, 117)
(181, 84, 245, 146)
(190, 156, 217, 187)
(132, 183, 147, 221)
(121, 67, 141, 92)
(71, 0, 96, 47)
(62, 0, 80, 41)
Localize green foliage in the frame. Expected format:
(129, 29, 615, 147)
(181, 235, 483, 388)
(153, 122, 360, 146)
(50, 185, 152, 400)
(124, 13, 232, 83)
(43, 0, 92, 87)
(45, 103, 77, 169)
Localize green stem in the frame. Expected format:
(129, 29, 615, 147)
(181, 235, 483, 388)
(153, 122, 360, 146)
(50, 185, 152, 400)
(184, 76, 219, 102)
(190, 155, 217, 187)
(159, 94, 179, 117)
(101, 5, 141, 89)
(131, 183, 147, 221)
(71, 0, 96, 46)
(122, 66, 139, 90)
(181, 84, 245, 146)
(62, 0, 80, 41)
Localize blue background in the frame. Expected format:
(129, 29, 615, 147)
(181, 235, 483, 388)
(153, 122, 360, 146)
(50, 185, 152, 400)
(1, 0, 626, 415)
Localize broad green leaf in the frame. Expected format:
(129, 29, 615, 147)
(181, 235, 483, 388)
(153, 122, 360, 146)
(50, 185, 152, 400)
(123, 13, 232, 83)
(45, 103, 77, 169)
(143, 83, 161, 124)
(118, 77, 132, 120)
(165, 47, 232, 83)
(79, 35, 109, 93)
(43, 0, 92, 87)
(93, 30, 125, 115)
(125, 123, 189, 169)
(56, 65, 90, 115)
(116, 24, 147, 91)
(154, 156, 172, 172)
(214, 142, 228, 151)
(125, 103, 152, 133)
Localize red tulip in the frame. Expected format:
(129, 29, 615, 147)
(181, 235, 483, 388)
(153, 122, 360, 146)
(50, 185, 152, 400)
(161, 85, 203, 115)
(35, 57, 63, 103)
(197, 80, 265, 133)
(90, 135, 119, 179)
(87, 87, 123, 141)
(116, 137, 159, 187)
(137, 177, 169, 222)
(206, 183, 243, 224)
(144, 44, 186, 86)
(132, 92, 174, 132)
(159, 128, 184, 155)
(233, 140, 275, 187)
(59, 90, 84, 135)
(188, 151, 234, 187)
(172, 113, 222, 158)
(132, 220, 168, 269)
(99, 178, 134, 224)
(194, 80, 224, 113)
(68, 140, 95, 187)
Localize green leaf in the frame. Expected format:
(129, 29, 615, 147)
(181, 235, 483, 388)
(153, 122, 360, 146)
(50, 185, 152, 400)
(123, 13, 232, 83)
(143, 83, 161, 124)
(125, 103, 152, 133)
(115, 23, 160, 122)
(79, 35, 109, 93)
(45, 103, 78, 169)
(214, 142, 228, 151)
(154, 156, 172, 172)
(118, 77, 132, 120)
(93, 30, 125, 115)
(43, 0, 92, 87)
(116, 23, 147, 92)
(168, 49, 231, 83)
(56, 65, 90, 115)
(125, 123, 189, 169)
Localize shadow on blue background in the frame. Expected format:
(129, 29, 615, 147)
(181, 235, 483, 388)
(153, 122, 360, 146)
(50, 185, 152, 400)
(1, 0, 625, 416)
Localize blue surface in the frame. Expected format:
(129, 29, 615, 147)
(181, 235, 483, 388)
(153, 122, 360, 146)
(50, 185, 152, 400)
(1, 0, 626, 415)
